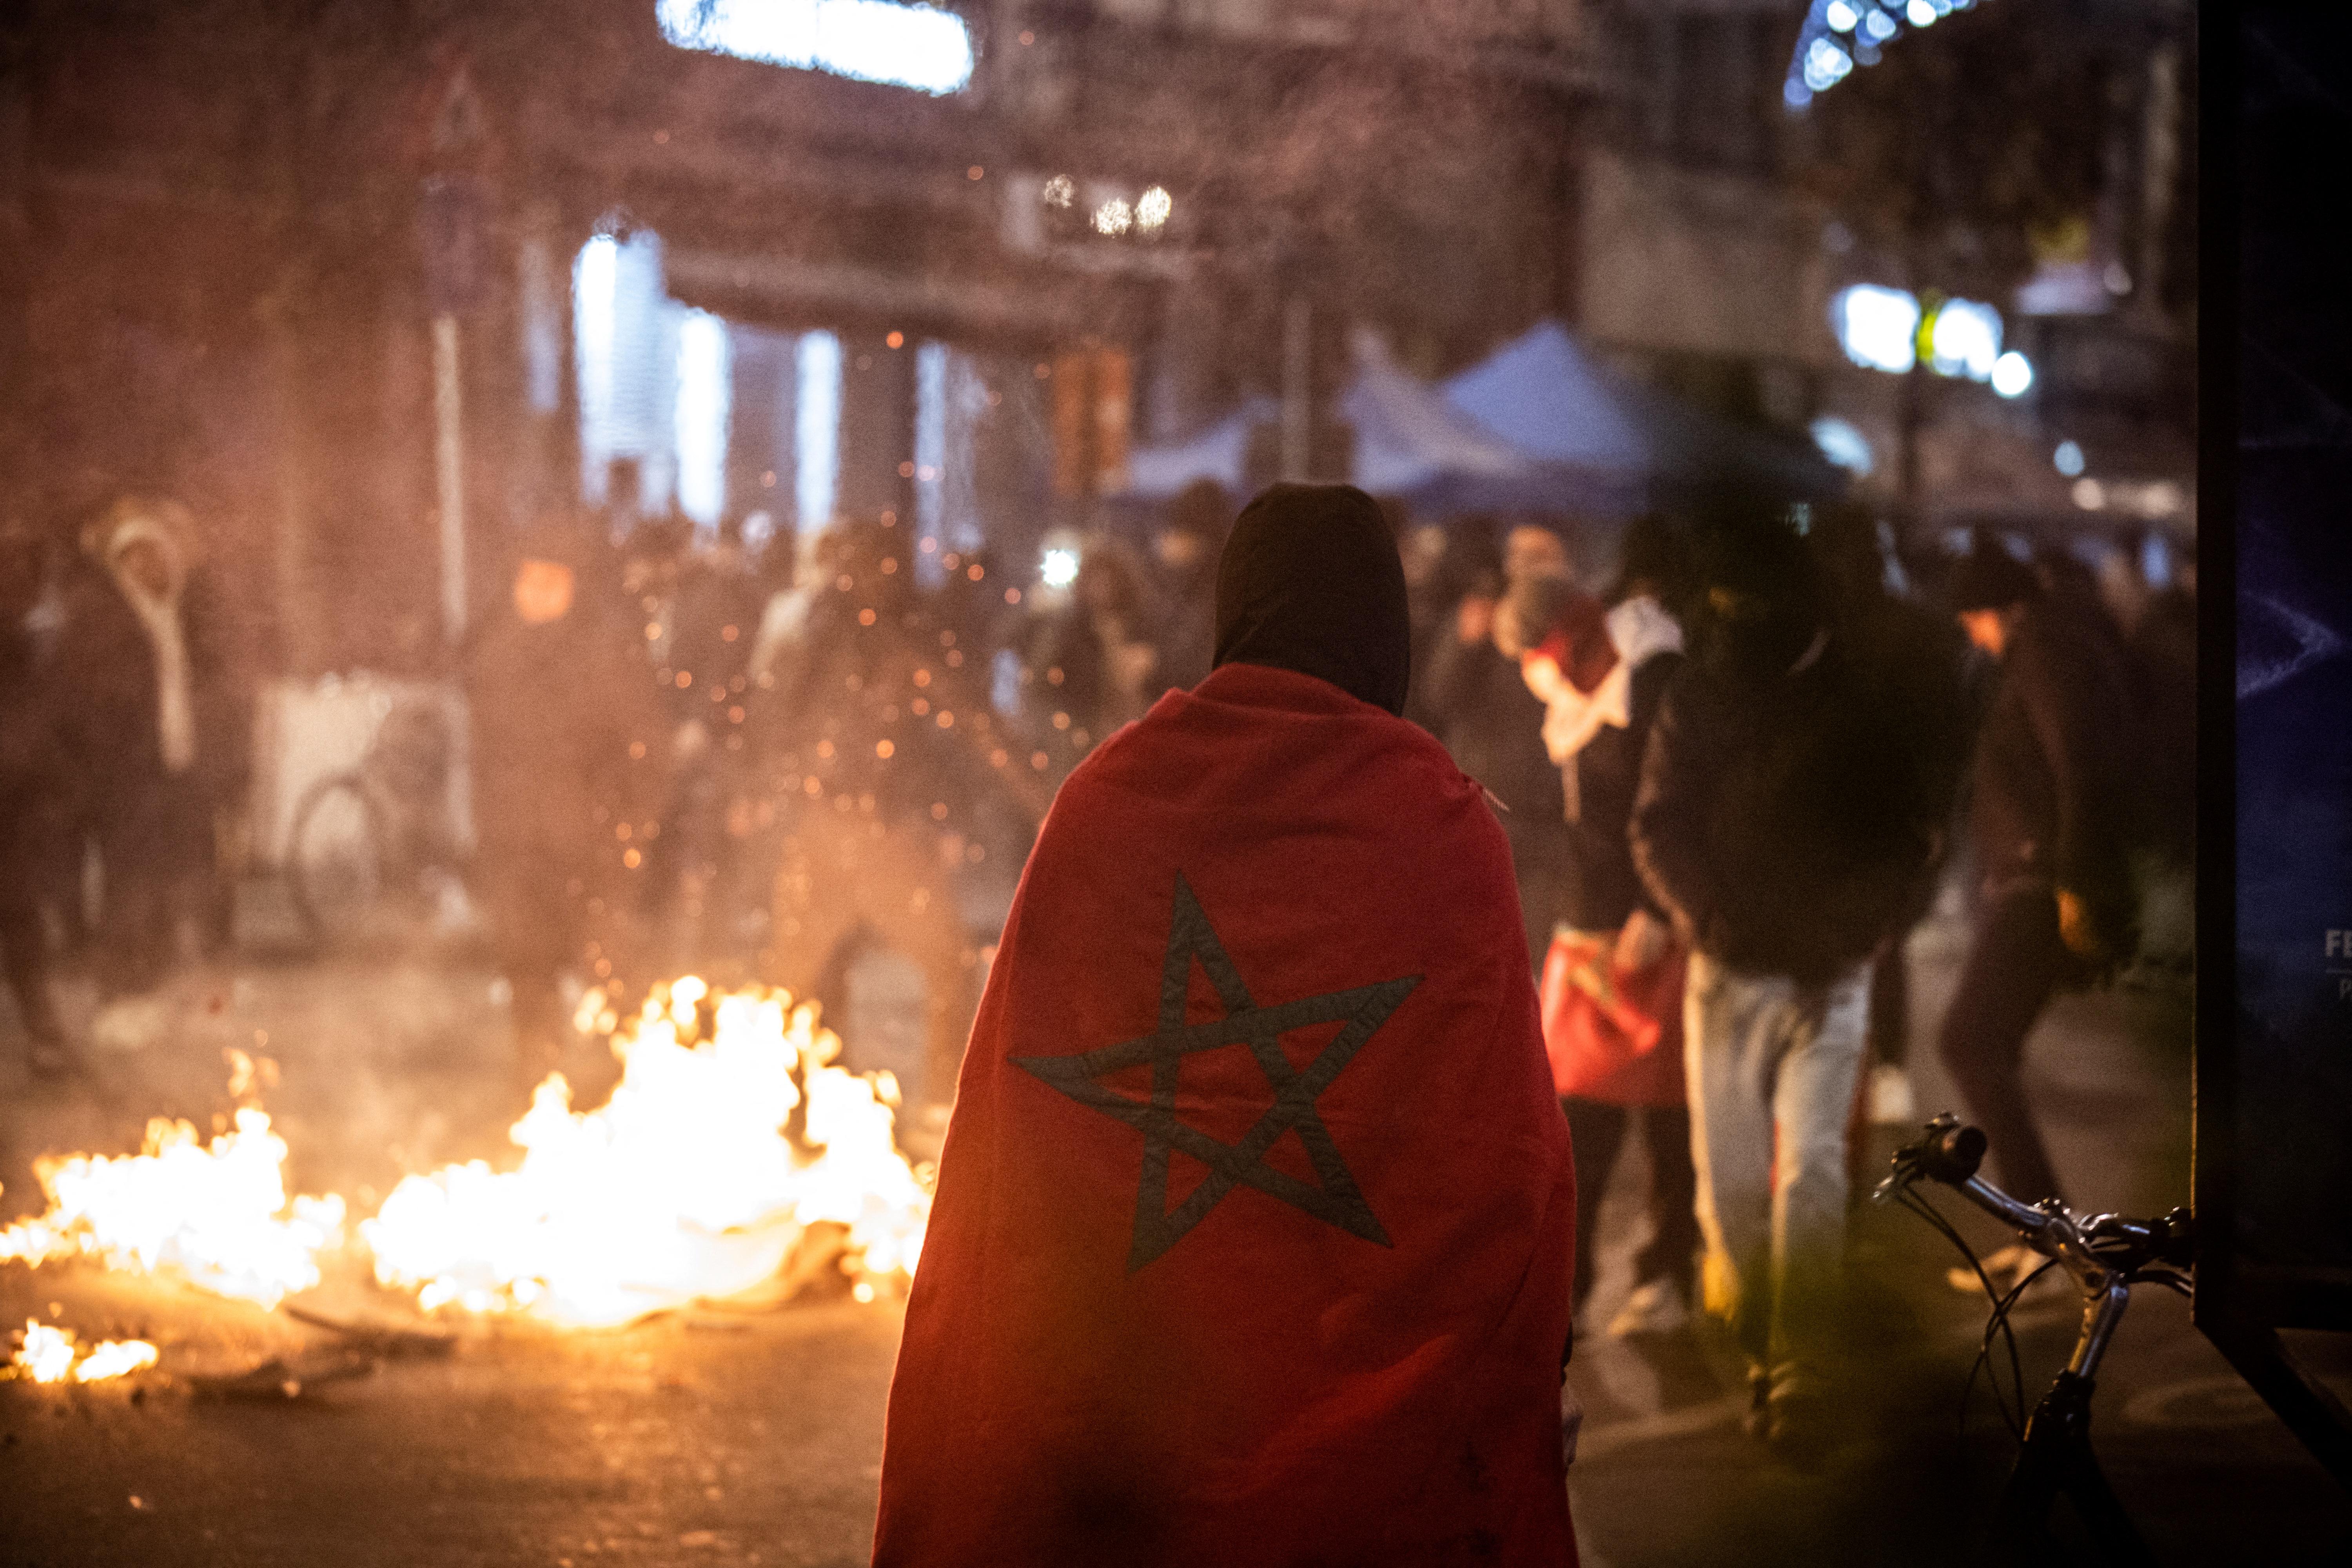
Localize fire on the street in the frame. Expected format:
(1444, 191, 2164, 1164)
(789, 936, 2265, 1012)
(0, 980, 933, 1330)
(0, 1094, 347, 1308)
(8, 1320, 160, 1384)
(363, 977, 933, 1326)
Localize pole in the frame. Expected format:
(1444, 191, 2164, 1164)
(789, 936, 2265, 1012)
(433, 311, 466, 645)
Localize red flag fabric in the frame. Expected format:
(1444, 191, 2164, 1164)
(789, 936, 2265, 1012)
(873, 662, 1577, 1567)
(1538, 930, 1688, 1107)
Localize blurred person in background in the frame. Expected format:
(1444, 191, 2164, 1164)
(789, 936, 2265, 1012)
(1402, 515, 1499, 733)
(754, 517, 1043, 1106)
(650, 515, 768, 973)
(1011, 536, 1158, 775)
(1147, 479, 1231, 696)
(1632, 503, 1947, 1455)
(1498, 516, 1697, 1339)
(1419, 521, 1572, 968)
(1, 514, 72, 1076)
(1811, 503, 1973, 1144)
(1390, 505, 1451, 720)
(1076, 537, 1162, 734)
(1936, 536, 2138, 1292)
(934, 543, 1012, 669)
(468, 516, 669, 1089)
(52, 497, 249, 995)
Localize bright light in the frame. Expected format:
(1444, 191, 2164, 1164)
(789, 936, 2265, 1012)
(1831, 284, 1920, 374)
(1137, 187, 1172, 231)
(1810, 415, 1875, 475)
(573, 236, 619, 499)
(1865, 8, 1898, 40)
(1804, 38, 1855, 91)
(674, 309, 732, 532)
(1826, 2, 1859, 32)
(1929, 298, 2003, 381)
(1991, 350, 2035, 398)
(2054, 440, 2085, 477)
(657, 0, 974, 96)
(1042, 174, 1074, 209)
(2073, 478, 2107, 511)
(1093, 199, 1133, 236)
(796, 331, 842, 530)
(1906, 0, 1937, 25)
(1040, 548, 1079, 588)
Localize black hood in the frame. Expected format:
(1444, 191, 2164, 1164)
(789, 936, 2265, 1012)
(1212, 483, 1411, 715)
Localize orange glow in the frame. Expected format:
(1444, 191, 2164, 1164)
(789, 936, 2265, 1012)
(363, 980, 931, 1325)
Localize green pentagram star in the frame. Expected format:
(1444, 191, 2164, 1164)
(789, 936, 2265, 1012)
(1011, 873, 1422, 1271)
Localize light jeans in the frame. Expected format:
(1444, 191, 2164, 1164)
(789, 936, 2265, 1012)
(1682, 951, 1869, 1379)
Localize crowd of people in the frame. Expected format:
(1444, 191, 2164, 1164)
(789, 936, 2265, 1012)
(0, 474, 1236, 1101)
(864, 479, 2200, 1557)
(2, 465, 2195, 1457)
(1403, 488, 2192, 1456)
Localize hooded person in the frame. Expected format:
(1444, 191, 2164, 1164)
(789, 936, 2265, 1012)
(1930, 533, 2136, 1294)
(1630, 503, 1945, 1454)
(872, 483, 1580, 1567)
(51, 497, 247, 992)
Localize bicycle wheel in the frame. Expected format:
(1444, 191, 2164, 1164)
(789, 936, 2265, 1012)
(288, 773, 387, 946)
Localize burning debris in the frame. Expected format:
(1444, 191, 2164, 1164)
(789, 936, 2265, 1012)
(0, 1080, 347, 1308)
(0, 980, 933, 1331)
(363, 978, 932, 1325)
(8, 1320, 160, 1384)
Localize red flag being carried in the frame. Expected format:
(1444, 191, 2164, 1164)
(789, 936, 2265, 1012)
(873, 661, 1577, 1567)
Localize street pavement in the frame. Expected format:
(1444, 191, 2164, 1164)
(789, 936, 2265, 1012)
(4, 888, 2348, 1565)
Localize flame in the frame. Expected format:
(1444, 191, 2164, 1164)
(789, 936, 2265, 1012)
(0, 980, 929, 1329)
(0, 1107, 346, 1307)
(361, 979, 932, 1326)
(9, 1320, 159, 1384)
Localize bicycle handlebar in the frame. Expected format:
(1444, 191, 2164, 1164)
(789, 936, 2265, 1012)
(1877, 1114, 2194, 1279)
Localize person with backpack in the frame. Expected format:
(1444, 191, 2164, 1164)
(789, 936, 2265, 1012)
(1630, 503, 1946, 1455)
(1935, 538, 2139, 1291)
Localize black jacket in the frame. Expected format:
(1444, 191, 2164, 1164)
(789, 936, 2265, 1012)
(1632, 635, 1943, 987)
(1557, 650, 1681, 932)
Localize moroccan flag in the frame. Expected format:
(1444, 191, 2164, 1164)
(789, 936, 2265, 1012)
(873, 663, 1578, 1566)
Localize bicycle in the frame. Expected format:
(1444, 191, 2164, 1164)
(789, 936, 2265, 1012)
(1877, 1114, 2194, 1564)
(287, 696, 470, 947)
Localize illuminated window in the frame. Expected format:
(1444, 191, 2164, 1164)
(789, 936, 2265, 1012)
(797, 332, 843, 531)
(674, 310, 733, 532)
(657, 0, 975, 96)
